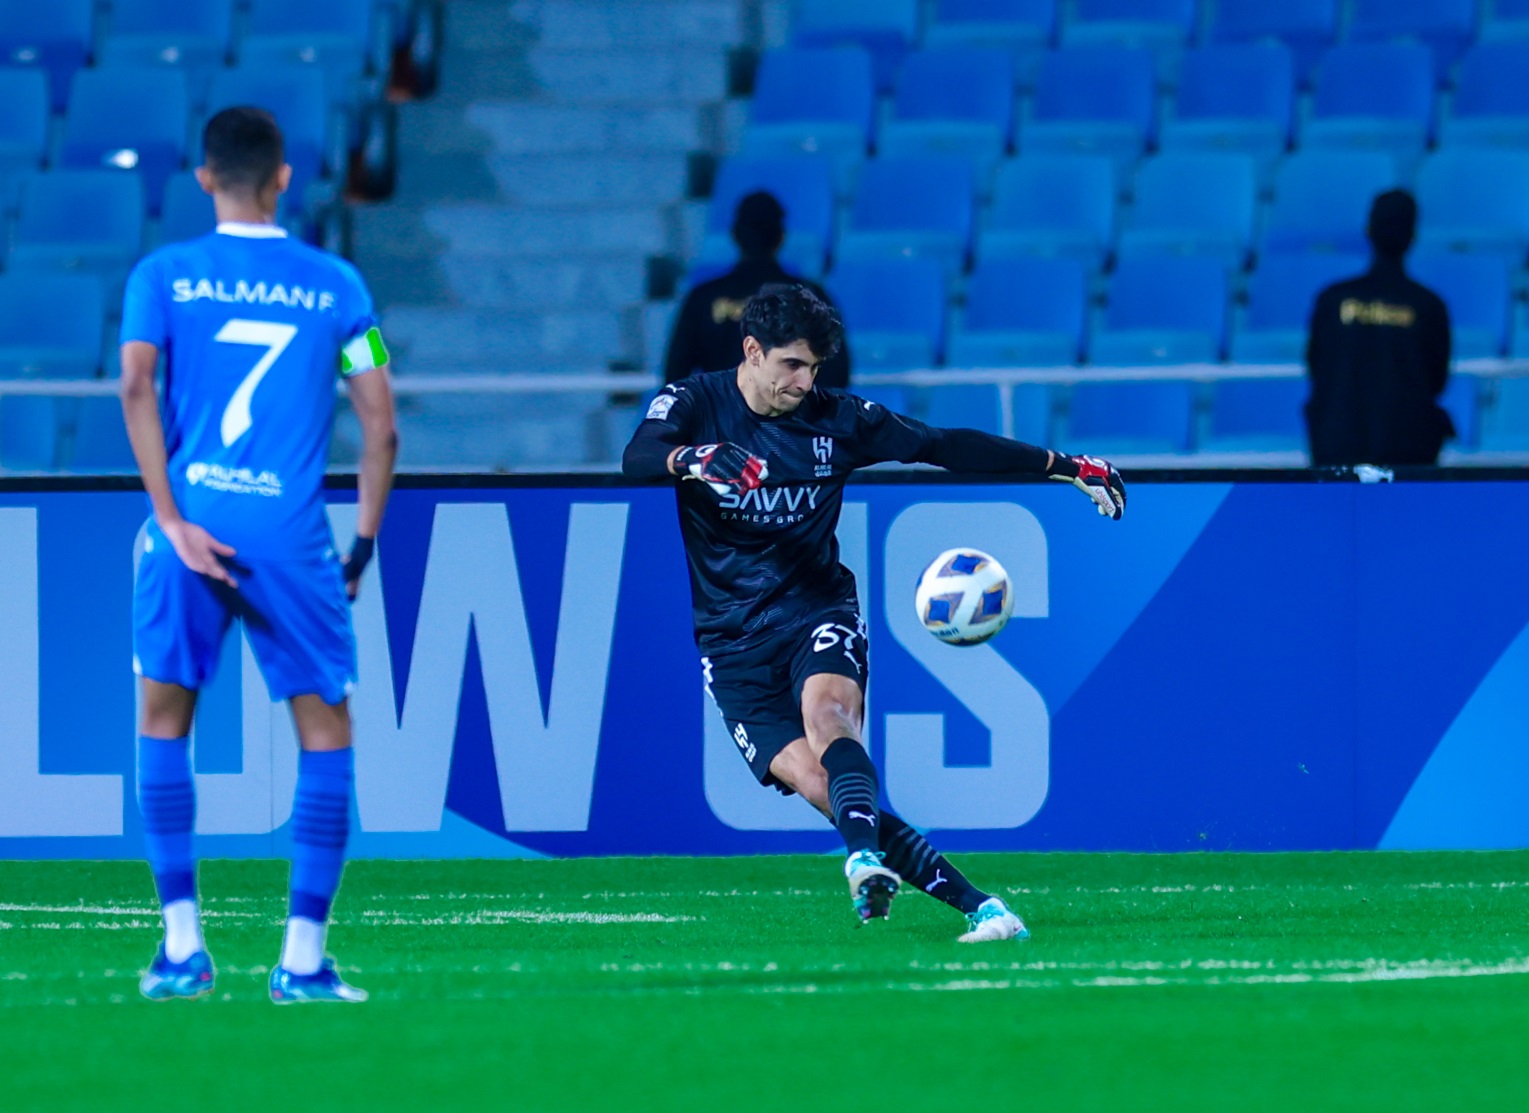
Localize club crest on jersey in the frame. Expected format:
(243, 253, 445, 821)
(812, 436, 834, 476)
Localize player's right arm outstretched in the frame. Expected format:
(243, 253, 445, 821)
(621, 384, 769, 496)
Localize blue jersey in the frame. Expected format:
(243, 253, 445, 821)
(121, 223, 385, 560)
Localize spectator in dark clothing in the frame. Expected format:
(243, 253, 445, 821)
(1305, 189, 1453, 467)
(664, 191, 851, 388)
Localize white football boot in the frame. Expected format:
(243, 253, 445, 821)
(958, 896, 1030, 943)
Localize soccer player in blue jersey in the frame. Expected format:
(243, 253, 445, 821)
(119, 107, 397, 1003)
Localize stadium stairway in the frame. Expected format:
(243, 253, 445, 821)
(346, 0, 750, 469)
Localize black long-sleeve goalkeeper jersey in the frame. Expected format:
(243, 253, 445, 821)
(623, 369, 1052, 656)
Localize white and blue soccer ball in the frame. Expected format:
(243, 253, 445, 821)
(914, 548, 1014, 646)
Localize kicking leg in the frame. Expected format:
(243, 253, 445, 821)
(270, 695, 366, 1003)
(137, 679, 214, 999)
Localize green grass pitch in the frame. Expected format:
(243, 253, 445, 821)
(3, 851, 1528, 1111)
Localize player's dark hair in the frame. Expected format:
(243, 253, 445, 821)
(741, 284, 843, 361)
(203, 107, 285, 196)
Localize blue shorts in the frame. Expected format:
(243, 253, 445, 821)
(133, 525, 357, 705)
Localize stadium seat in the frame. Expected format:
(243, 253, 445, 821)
(744, 48, 876, 192)
(0, 397, 63, 471)
(0, 0, 94, 112)
(1484, 0, 1529, 41)
(1259, 151, 1399, 256)
(1347, 0, 1476, 80)
(1159, 45, 1295, 172)
(1414, 149, 1529, 258)
(826, 259, 947, 368)
(837, 157, 975, 276)
(704, 156, 835, 276)
(1231, 252, 1366, 363)
(923, 0, 1055, 87)
(60, 68, 190, 216)
(1301, 45, 1434, 168)
(847, 385, 912, 416)
(1021, 47, 1157, 174)
(879, 49, 1015, 184)
(1091, 257, 1228, 365)
(9, 172, 145, 294)
(948, 257, 1088, 367)
(0, 69, 49, 177)
(1201, 378, 1308, 453)
(923, 382, 1052, 442)
(66, 396, 139, 472)
(240, 0, 385, 98)
(1061, 0, 1195, 82)
(1116, 153, 1258, 269)
(0, 274, 104, 379)
(1440, 372, 1481, 451)
(159, 171, 216, 245)
(1065, 380, 1195, 454)
(1209, 0, 1337, 80)
(99, 0, 235, 100)
(1478, 377, 1529, 452)
(1441, 44, 1529, 150)
(204, 66, 333, 207)
(790, 0, 918, 93)
(1411, 254, 1513, 360)
(979, 155, 1115, 266)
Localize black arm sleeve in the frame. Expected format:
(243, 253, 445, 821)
(916, 427, 1053, 474)
(622, 421, 682, 479)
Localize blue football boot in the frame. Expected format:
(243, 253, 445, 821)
(269, 957, 368, 1004)
(140, 945, 215, 1000)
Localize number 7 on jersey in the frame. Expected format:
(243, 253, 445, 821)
(216, 318, 298, 447)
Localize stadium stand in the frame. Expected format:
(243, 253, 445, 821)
(1414, 148, 1529, 257)
(0, 0, 94, 111)
(1443, 42, 1529, 149)
(0, 274, 104, 379)
(790, 0, 919, 92)
(979, 154, 1116, 267)
(0, 67, 48, 176)
(1301, 43, 1435, 169)
(1202, 378, 1310, 453)
(1066, 379, 1197, 455)
(878, 48, 1015, 184)
(1232, 253, 1367, 363)
(1115, 152, 1258, 268)
(60, 67, 190, 215)
(98, 0, 236, 96)
(923, 0, 1056, 86)
(1022, 46, 1157, 174)
(827, 258, 947, 369)
(948, 257, 1089, 367)
(1208, 0, 1337, 80)
(1159, 44, 1294, 173)
(837, 156, 975, 276)
(1091, 256, 1228, 365)
(742, 46, 875, 190)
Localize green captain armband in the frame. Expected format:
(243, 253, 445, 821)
(340, 326, 389, 376)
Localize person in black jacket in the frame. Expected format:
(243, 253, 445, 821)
(663, 191, 851, 388)
(1305, 189, 1452, 467)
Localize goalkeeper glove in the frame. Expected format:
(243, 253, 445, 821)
(673, 443, 769, 496)
(342, 535, 375, 601)
(1048, 454, 1126, 520)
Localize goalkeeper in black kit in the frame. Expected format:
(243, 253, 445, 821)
(623, 285, 1125, 941)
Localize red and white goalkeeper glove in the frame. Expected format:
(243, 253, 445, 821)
(1048, 454, 1126, 520)
(673, 443, 769, 496)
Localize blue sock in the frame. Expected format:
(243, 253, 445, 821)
(289, 748, 354, 923)
(137, 736, 197, 907)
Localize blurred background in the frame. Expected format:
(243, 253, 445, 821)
(3, 0, 1529, 475)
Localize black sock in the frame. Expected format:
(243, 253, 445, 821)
(821, 737, 880, 855)
(878, 809, 987, 915)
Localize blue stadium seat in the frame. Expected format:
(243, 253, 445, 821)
(1061, 0, 1195, 82)
(1411, 254, 1513, 360)
(0, 397, 63, 471)
(923, 0, 1055, 86)
(744, 48, 876, 191)
(0, 69, 49, 177)
(1210, 0, 1337, 80)
(1091, 257, 1228, 365)
(240, 0, 384, 100)
(159, 171, 216, 245)
(1066, 380, 1195, 454)
(1485, 0, 1529, 41)
(848, 385, 912, 416)
(1231, 252, 1366, 362)
(100, 0, 235, 100)
(1160, 45, 1294, 172)
(704, 155, 835, 277)
(205, 66, 333, 206)
(1415, 149, 1529, 258)
(1442, 44, 1529, 150)
(923, 382, 1052, 441)
(949, 257, 1088, 367)
(1201, 378, 1308, 453)
(0, 274, 104, 379)
(1302, 44, 1434, 168)
(9, 172, 145, 293)
(826, 259, 947, 368)
(0, 0, 94, 112)
(791, 0, 918, 93)
(67, 396, 139, 472)
(980, 155, 1115, 266)
(1116, 153, 1258, 268)
(879, 49, 1015, 184)
(1260, 151, 1399, 255)
(1478, 377, 1529, 452)
(1021, 47, 1156, 174)
(837, 157, 975, 276)
(60, 68, 190, 216)
(1347, 0, 1476, 80)
(1440, 373, 1480, 451)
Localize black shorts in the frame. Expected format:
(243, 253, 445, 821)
(701, 608, 868, 793)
